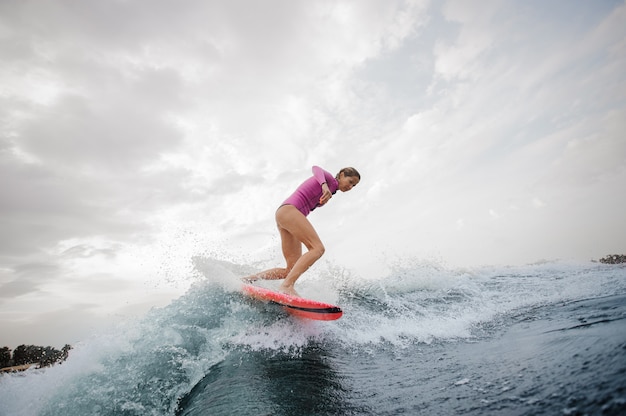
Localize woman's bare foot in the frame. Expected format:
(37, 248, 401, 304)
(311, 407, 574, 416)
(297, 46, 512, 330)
(241, 275, 259, 283)
(242, 268, 289, 283)
(278, 284, 300, 298)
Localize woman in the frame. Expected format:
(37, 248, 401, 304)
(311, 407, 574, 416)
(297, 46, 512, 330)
(245, 165, 360, 296)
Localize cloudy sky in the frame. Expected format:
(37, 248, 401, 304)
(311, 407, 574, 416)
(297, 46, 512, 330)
(1, 0, 625, 348)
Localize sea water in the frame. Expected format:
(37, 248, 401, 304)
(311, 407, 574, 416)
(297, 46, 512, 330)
(1, 259, 625, 416)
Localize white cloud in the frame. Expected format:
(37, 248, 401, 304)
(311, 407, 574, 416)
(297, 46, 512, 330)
(532, 198, 546, 209)
(434, 0, 498, 81)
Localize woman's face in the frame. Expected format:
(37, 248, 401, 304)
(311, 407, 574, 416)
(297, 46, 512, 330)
(338, 173, 359, 192)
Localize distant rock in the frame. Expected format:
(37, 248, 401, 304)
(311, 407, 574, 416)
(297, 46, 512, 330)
(599, 254, 626, 264)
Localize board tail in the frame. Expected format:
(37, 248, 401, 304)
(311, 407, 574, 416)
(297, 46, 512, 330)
(277, 302, 343, 321)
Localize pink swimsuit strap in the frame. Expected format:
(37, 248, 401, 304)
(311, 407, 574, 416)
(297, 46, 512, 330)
(281, 166, 338, 216)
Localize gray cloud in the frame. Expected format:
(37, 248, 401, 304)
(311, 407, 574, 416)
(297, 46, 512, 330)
(0, 278, 42, 299)
(0, 261, 59, 299)
(18, 95, 180, 168)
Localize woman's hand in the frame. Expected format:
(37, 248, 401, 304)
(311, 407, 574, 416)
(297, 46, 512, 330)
(319, 182, 332, 205)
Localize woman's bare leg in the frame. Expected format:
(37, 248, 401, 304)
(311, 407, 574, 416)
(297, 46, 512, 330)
(243, 205, 324, 296)
(246, 226, 301, 280)
(275, 206, 325, 295)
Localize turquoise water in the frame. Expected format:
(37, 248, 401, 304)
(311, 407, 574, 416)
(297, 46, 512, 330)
(1, 260, 625, 415)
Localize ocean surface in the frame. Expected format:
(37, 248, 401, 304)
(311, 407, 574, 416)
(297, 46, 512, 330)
(1, 259, 625, 416)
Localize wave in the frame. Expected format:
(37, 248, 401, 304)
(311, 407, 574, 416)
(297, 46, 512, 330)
(1, 258, 623, 416)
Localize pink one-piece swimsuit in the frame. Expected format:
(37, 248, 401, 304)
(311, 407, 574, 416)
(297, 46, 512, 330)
(281, 166, 339, 216)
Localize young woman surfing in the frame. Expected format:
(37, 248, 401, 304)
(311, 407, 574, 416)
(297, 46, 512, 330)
(245, 165, 360, 296)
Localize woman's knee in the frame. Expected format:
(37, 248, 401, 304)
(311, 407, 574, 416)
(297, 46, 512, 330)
(310, 243, 325, 259)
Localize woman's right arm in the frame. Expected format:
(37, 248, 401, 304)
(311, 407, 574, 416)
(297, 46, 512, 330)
(312, 166, 333, 205)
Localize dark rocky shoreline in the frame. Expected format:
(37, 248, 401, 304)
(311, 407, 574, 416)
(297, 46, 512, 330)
(0, 344, 71, 373)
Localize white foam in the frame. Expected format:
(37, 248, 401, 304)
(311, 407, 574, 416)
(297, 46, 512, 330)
(2, 258, 623, 415)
